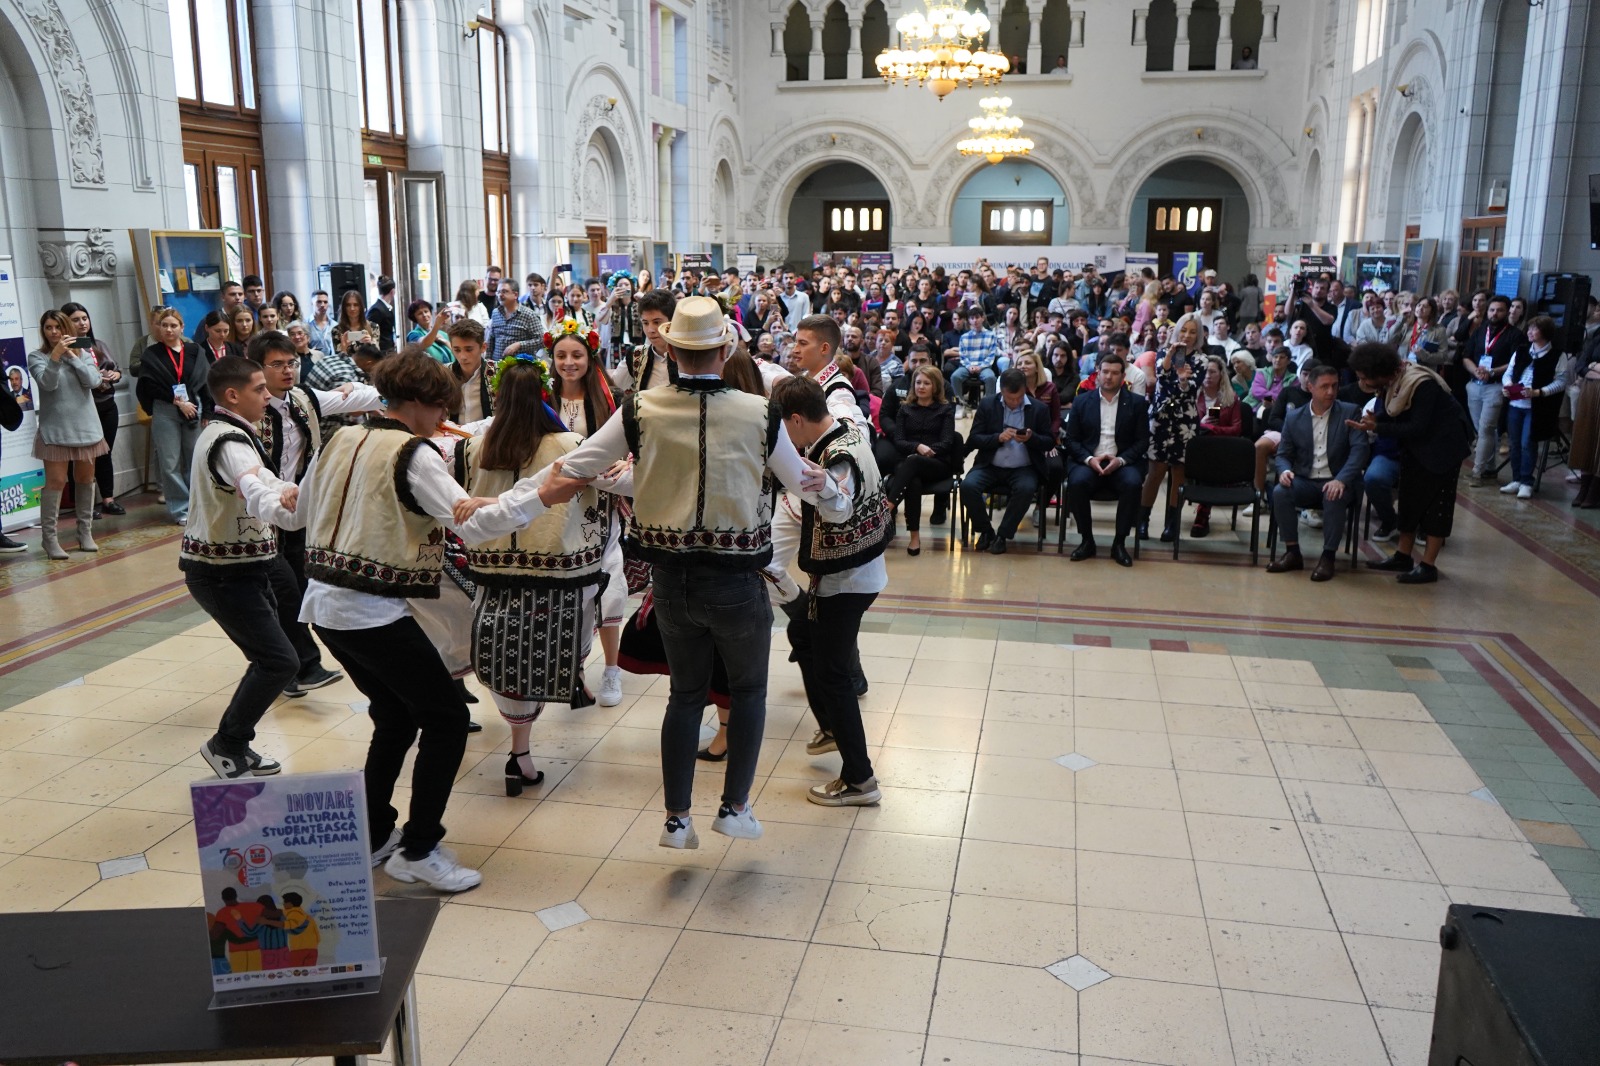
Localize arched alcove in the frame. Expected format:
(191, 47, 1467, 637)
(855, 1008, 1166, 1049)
(999, 0, 1030, 72)
(1039, 0, 1072, 70)
(1477, 0, 1527, 212)
(1188, 0, 1221, 71)
(783, 2, 810, 82)
(821, 1, 850, 80)
(1229, 0, 1264, 68)
(1129, 159, 1251, 283)
(1302, 150, 1325, 240)
(860, 1, 889, 78)
(584, 128, 628, 236)
(785, 161, 891, 267)
(1146, 0, 1177, 72)
(950, 160, 1068, 245)
(1385, 114, 1426, 244)
(711, 161, 735, 247)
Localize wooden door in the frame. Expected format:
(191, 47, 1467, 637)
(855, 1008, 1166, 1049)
(585, 226, 608, 279)
(1146, 199, 1221, 279)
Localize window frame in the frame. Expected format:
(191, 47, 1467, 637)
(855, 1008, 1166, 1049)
(980, 199, 1054, 246)
(354, 0, 408, 142)
(170, 0, 260, 116)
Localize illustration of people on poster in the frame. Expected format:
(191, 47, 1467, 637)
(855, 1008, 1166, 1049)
(0, 255, 46, 531)
(192, 770, 381, 994)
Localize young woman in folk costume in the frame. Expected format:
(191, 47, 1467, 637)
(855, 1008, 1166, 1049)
(453, 351, 631, 796)
(548, 318, 631, 707)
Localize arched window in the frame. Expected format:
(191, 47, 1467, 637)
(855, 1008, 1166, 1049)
(783, 2, 810, 82)
(1186, 207, 1200, 232)
(1200, 206, 1214, 232)
(1228, 0, 1264, 68)
(1039, 0, 1072, 70)
(1187, 0, 1220, 70)
(998, 0, 1029, 72)
(168, 0, 269, 281)
(821, 1, 850, 80)
(477, 4, 511, 276)
(1145, 0, 1177, 72)
(860, 1, 890, 78)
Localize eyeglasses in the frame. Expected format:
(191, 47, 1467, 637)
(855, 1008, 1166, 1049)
(262, 360, 296, 370)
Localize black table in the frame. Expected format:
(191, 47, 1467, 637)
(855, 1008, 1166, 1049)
(0, 897, 438, 1066)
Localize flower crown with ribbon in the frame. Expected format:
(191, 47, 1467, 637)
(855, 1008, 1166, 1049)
(542, 317, 601, 356)
(489, 349, 554, 402)
(606, 270, 636, 291)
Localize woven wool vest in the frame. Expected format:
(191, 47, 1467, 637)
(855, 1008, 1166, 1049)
(179, 415, 278, 574)
(304, 420, 445, 598)
(798, 420, 891, 576)
(256, 386, 324, 481)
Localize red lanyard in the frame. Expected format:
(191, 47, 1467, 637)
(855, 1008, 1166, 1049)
(1410, 323, 1422, 349)
(1486, 326, 1506, 353)
(167, 345, 185, 380)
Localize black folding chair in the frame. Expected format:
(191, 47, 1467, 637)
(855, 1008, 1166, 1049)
(1173, 435, 1260, 564)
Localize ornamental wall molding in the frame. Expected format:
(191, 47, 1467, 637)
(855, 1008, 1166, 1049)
(18, 0, 106, 187)
(1246, 242, 1300, 265)
(908, 128, 1101, 230)
(569, 95, 644, 222)
(742, 129, 915, 230)
(1089, 122, 1292, 230)
(1371, 76, 1439, 213)
(37, 227, 118, 282)
(755, 244, 790, 265)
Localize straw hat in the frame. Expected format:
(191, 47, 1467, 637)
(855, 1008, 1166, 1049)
(658, 296, 735, 351)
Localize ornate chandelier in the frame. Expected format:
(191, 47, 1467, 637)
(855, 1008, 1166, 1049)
(957, 96, 1034, 164)
(874, 1, 1009, 100)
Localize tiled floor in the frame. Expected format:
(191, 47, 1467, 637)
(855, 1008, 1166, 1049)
(3, 484, 1599, 1065)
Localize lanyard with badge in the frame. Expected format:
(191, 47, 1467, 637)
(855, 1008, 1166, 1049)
(167, 345, 190, 402)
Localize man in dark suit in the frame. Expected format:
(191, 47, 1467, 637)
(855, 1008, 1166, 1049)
(1266, 363, 1370, 581)
(1063, 352, 1149, 567)
(366, 275, 398, 352)
(959, 368, 1055, 555)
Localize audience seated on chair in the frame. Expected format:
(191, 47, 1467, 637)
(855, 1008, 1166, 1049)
(1265, 364, 1369, 582)
(961, 368, 1053, 556)
(884, 363, 958, 557)
(1063, 351, 1148, 567)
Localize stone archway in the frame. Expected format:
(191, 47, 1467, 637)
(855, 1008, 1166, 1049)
(1129, 159, 1252, 282)
(784, 161, 891, 268)
(1384, 113, 1427, 244)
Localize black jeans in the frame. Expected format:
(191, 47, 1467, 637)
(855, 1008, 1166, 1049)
(961, 463, 1039, 541)
(185, 566, 301, 755)
(94, 401, 118, 500)
(315, 617, 468, 860)
(886, 453, 951, 531)
(788, 592, 877, 785)
(269, 533, 321, 678)
(1067, 462, 1144, 542)
(652, 562, 771, 813)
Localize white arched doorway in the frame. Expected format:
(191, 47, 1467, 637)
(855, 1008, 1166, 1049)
(950, 160, 1069, 245)
(576, 129, 627, 278)
(1384, 113, 1427, 245)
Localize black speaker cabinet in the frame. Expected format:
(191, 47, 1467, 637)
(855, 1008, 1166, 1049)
(318, 262, 367, 300)
(1533, 273, 1591, 355)
(1429, 904, 1600, 1065)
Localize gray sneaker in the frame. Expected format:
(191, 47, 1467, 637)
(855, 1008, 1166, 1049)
(805, 730, 838, 755)
(808, 776, 883, 807)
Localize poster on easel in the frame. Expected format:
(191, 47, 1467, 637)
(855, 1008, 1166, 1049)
(192, 771, 383, 1009)
(0, 256, 45, 533)
(1401, 239, 1438, 295)
(1356, 254, 1402, 294)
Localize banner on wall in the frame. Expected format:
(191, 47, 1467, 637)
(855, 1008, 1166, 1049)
(596, 253, 633, 277)
(1263, 254, 1338, 321)
(1123, 253, 1160, 279)
(890, 245, 1128, 276)
(1172, 252, 1205, 297)
(1494, 257, 1525, 298)
(1357, 254, 1402, 294)
(0, 256, 44, 533)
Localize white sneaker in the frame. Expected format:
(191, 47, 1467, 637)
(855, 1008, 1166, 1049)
(1500, 480, 1523, 494)
(370, 828, 403, 868)
(1302, 509, 1323, 529)
(1517, 484, 1534, 499)
(659, 814, 699, 849)
(598, 666, 624, 707)
(384, 846, 482, 892)
(711, 802, 763, 840)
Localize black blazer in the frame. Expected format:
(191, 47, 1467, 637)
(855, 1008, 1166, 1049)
(968, 393, 1054, 477)
(1063, 389, 1150, 474)
(366, 298, 397, 352)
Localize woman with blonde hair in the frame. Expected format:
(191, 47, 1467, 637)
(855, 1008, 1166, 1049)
(885, 364, 956, 556)
(1013, 347, 1062, 437)
(27, 310, 109, 558)
(1139, 316, 1206, 541)
(137, 308, 209, 525)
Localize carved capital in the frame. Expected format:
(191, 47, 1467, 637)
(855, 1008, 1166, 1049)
(19, 0, 106, 187)
(38, 228, 118, 283)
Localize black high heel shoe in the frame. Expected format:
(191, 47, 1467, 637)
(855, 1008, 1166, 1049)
(505, 751, 545, 796)
(696, 735, 729, 762)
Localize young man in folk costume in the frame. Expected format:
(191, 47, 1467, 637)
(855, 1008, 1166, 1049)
(253, 351, 593, 892)
(561, 296, 846, 849)
(247, 331, 384, 697)
(181, 356, 307, 780)
(771, 376, 891, 807)
(609, 288, 678, 394)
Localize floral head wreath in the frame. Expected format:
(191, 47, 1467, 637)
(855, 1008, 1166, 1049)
(542, 317, 601, 356)
(490, 350, 554, 402)
(606, 270, 636, 291)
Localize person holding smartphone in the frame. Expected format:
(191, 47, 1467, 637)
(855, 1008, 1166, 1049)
(331, 289, 373, 356)
(27, 309, 110, 558)
(960, 367, 1054, 555)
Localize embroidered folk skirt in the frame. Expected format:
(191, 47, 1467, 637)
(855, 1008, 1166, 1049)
(472, 582, 598, 708)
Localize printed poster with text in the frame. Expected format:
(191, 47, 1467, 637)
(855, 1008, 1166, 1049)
(191, 771, 381, 996)
(0, 255, 45, 530)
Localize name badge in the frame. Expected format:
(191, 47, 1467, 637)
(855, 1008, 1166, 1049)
(173, 384, 189, 402)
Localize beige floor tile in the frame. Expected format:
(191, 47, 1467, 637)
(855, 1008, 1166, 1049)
(1253, 707, 1360, 748)
(29, 806, 188, 863)
(1176, 770, 1292, 819)
(1077, 850, 1203, 917)
(964, 793, 1076, 849)
(918, 635, 998, 663)
(1073, 726, 1173, 768)
(0, 797, 98, 852)
(749, 777, 862, 829)
(1073, 647, 1154, 673)
(872, 747, 976, 792)
(922, 1036, 1079, 1065)
(1232, 656, 1322, 686)
(884, 713, 982, 753)
(1168, 734, 1275, 776)
(942, 893, 1076, 967)
(1075, 670, 1160, 703)
(143, 824, 201, 875)
(1077, 906, 1215, 985)
(608, 808, 731, 869)
(1265, 741, 1382, 786)
(0, 854, 100, 910)
(812, 881, 950, 955)
(720, 821, 850, 879)
(1328, 688, 1432, 722)
(13, 716, 148, 759)
(514, 917, 677, 998)
(650, 929, 807, 1014)
(0, 711, 76, 750)
(1186, 811, 1311, 870)
(59, 868, 202, 910)
(1442, 885, 1584, 914)
(456, 985, 635, 1066)
(1079, 977, 1232, 1066)
(12, 683, 138, 719)
(787, 942, 939, 1032)
(501, 799, 636, 857)
(1366, 750, 1484, 793)
(989, 664, 1075, 697)
(1318, 872, 1451, 941)
(0, 750, 83, 798)
(971, 754, 1075, 802)
(1389, 789, 1523, 840)
(451, 847, 603, 914)
(415, 901, 548, 984)
(978, 719, 1076, 759)
(770, 1020, 924, 1065)
(834, 829, 960, 892)
(585, 724, 669, 767)
(1344, 932, 1439, 1013)
(1243, 680, 1337, 711)
(1210, 921, 1364, 1001)
(1224, 988, 1389, 1066)
(995, 639, 1072, 667)
(613, 1001, 780, 1065)
(1415, 834, 1567, 894)
(1348, 717, 1457, 756)
(547, 759, 663, 808)
(928, 957, 1077, 1052)
(436, 792, 535, 848)
(1158, 675, 1250, 708)
(852, 785, 968, 837)
(859, 632, 923, 658)
(1301, 823, 1436, 882)
(906, 659, 996, 691)
(1373, 1006, 1435, 1066)
(575, 857, 713, 927)
(861, 655, 913, 686)
(1076, 804, 1190, 859)
(18, 754, 174, 807)
(687, 869, 832, 940)
(1074, 764, 1182, 811)
(983, 690, 1074, 725)
(105, 762, 216, 816)
(1162, 703, 1261, 739)
(1153, 649, 1239, 679)
(1281, 778, 1409, 831)
(83, 658, 182, 688)
(1194, 861, 1336, 930)
(956, 839, 1076, 905)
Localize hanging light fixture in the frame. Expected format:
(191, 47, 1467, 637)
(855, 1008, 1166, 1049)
(874, 1, 1009, 100)
(957, 96, 1033, 165)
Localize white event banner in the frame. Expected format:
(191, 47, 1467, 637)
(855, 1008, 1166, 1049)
(0, 255, 44, 531)
(892, 245, 1129, 276)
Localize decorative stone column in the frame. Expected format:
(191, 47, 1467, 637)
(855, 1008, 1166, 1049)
(657, 127, 677, 243)
(1218, 5, 1234, 67)
(1026, 3, 1043, 75)
(809, 19, 824, 81)
(1174, 1, 1193, 71)
(848, 17, 862, 78)
(1133, 8, 1149, 46)
(1263, 5, 1280, 41)
(1071, 9, 1085, 48)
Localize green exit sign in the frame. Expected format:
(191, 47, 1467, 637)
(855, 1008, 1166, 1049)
(366, 154, 382, 166)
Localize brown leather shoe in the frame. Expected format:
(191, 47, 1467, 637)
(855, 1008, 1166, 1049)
(1310, 554, 1337, 582)
(1265, 549, 1303, 574)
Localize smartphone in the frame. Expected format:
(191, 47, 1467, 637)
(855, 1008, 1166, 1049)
(68, 337, 95, 349)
